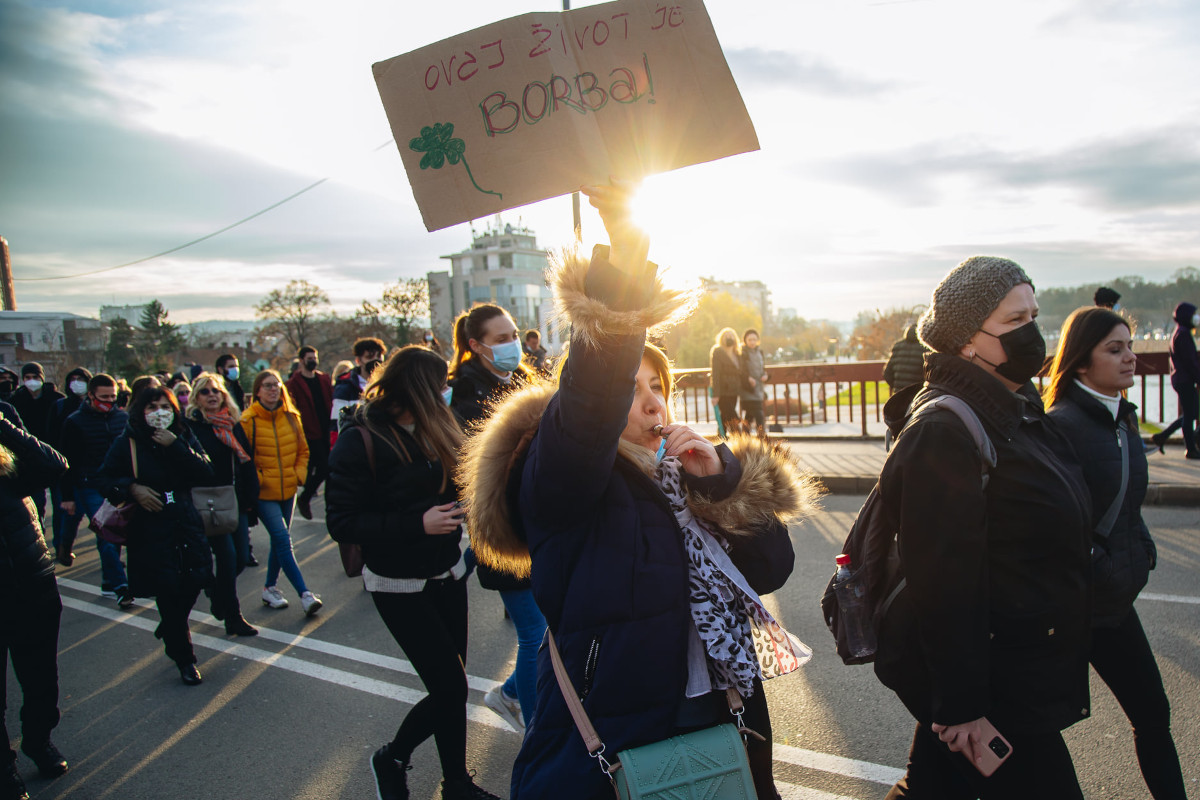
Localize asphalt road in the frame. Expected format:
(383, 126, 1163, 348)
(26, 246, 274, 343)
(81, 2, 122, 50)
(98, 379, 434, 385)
(9, 497, 1199, 799)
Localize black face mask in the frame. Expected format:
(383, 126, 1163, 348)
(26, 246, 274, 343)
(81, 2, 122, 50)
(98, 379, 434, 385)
(304, 359, 318, 371)
(362, 359, 382, 377)
(976, 320, 1046, 385)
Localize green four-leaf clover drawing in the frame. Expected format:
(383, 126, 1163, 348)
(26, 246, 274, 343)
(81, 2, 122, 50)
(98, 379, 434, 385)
(409, 123, 501, 200)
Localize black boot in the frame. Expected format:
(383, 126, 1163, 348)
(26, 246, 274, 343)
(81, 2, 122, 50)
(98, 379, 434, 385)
(2, 758, 29, 800)
(224, 615, 258, 637)
(20, 740, 67, 779)
(178, 663, 203, 686)
(441, 772, 502, 800)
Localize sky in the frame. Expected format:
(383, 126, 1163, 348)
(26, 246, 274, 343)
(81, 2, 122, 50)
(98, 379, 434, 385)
(3, 0, 1200, 325)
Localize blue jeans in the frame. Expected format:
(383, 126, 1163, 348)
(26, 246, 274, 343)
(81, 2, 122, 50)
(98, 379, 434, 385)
(77, 487, 128, 591)
(498, 588, 547, 729)
(207, 513, 250, 619)
(256, 498, 308, 596)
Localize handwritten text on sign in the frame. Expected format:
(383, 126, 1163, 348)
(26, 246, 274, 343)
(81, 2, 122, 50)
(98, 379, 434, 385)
(373, 0, 758, 232)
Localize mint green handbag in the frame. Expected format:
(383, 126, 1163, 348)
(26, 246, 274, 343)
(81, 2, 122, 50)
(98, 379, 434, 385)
(547, 632, 759, 800)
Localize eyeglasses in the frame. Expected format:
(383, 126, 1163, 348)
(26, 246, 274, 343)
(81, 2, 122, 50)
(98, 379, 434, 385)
(261, 383, 282, 390)
(196, 388, 218, 396)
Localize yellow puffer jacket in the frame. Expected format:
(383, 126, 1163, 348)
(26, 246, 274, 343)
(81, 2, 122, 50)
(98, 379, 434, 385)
(241, 399, 309, 501)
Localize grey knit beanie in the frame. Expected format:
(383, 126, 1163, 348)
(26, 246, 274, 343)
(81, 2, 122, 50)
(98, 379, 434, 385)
(917, 256, 1033, 354)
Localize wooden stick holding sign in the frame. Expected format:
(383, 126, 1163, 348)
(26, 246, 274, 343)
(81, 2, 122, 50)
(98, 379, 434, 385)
(373, 0, 759, 232)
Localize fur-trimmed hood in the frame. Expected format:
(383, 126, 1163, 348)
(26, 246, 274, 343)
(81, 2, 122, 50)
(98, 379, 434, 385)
(457, 382, 823, 578)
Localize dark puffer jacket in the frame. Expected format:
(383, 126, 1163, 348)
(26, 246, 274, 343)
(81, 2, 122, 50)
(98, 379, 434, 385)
(60, 401, 129, 497)
(1168, 301, 1200, 390)
(873, 353, 1093, 736)
(882, 325, 928, 391)
(1048, 382, 1154, 627)
(98, 425, 214, 598)
(0, 416, 68, 588)
(9, 382, 65, 440)
(325, 405, 463, 579)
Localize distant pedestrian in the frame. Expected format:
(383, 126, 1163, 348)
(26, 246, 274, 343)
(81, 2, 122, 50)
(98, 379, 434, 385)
(739, 328, 769, 438)
(709, 327, 744, 436)
(9, 362, 65, 524)
(326, 347, 501, 800)
(1094, 286, 1121, 310)
(522, 329, 548, 373)
(97, 387, 215, 685)
(172, 380, 191, 413)
(242, 370, 322, 616)
(0, 368, 18, 403)
(215, 355, 245, 412)
(0, 414, 70, 799)
(422, 329, 445, 357)
(47, 367, 92, 562)
(330, 360, 354, 385)
(882, 325, 929, 393)
(1046, 307, 1187, 800)
(286, 346, 333, 521)
(449, 305, 535, 425)
(1150, 302, 1200, 458)
(330, 338, 385, 443)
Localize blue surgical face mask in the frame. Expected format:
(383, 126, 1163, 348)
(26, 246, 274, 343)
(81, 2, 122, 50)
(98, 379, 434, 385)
(487, 340, 523, 373)
(226, 366, 240, 380)
(441, 386, 454, 406)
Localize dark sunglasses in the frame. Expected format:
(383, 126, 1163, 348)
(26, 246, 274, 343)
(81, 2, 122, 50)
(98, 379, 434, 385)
(196, 387, 218, 396)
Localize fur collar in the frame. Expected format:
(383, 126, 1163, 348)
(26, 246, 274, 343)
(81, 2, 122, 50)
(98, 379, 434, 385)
(457, 383, 822, 578)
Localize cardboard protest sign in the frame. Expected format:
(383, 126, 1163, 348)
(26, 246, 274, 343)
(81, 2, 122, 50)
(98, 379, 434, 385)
(373, 0, 759, 232)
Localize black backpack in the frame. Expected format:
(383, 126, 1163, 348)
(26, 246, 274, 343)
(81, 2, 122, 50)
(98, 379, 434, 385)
(819, 392, 996, 665)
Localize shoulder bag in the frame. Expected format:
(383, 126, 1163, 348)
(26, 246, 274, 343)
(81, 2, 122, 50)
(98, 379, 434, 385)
(90, 440, 139, 545)
(547, 630, 759, 800)
(192, 451, 239, 537)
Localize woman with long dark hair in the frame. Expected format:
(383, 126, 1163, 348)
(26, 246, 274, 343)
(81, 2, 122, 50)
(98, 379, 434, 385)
(1045, 307, 1186, 799)
(186, 372, 259, 637)
(326, 346, 501, 800)
(98, 387, 214, 685)
(459, 184, 816, 799)
(242, 370, 321, 616)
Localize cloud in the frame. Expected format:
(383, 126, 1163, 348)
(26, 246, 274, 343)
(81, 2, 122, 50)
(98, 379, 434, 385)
(725, 47, 892, 97)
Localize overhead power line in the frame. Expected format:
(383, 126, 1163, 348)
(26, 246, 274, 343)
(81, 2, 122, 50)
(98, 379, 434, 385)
(15, 139, 395, 283)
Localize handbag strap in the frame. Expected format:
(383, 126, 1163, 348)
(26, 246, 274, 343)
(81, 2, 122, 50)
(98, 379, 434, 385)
(130, 438, 138, 480)
(546, 630, 754, 781)
(357, 426, 377, 480)
(1094, 424, 1130, 539)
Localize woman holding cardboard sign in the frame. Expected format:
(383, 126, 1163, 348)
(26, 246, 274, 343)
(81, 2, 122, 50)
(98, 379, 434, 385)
(458, 181, 817, 799)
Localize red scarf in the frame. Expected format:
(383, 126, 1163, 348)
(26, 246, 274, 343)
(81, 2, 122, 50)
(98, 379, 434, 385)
(203, 407, 251, 463)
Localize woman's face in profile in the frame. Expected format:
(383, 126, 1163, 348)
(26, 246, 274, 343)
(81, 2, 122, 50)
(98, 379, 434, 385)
(962, 283, 1038, 380)
(620, 357, 667, 451)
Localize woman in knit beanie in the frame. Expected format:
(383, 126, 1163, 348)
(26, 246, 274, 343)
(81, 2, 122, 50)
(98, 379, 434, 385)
(874, 256, 1093, 799)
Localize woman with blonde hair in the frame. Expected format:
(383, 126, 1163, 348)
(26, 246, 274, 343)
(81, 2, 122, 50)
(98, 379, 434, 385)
(710, 326, 745, 436)
(186, 372, 260, 636)
(242, 370, 321, 616)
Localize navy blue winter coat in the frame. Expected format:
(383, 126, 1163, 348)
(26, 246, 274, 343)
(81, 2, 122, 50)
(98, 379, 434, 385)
(59, 401, 129, 497)
(1168, 301, 1200, 390)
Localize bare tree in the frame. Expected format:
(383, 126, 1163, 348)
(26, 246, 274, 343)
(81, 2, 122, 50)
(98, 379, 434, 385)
(255, 280, 330, 350)
(379, 278, 430, 345)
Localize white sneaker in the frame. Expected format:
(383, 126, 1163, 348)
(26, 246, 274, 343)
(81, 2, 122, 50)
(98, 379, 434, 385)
(300, 591, 322, 617)
(483, 686, 524, 731)
(262, 586, 288, 609)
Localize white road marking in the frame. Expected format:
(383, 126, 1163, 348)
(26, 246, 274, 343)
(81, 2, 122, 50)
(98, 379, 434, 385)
(1140, 592, 1200, 605)
(59, 580, 903, 795)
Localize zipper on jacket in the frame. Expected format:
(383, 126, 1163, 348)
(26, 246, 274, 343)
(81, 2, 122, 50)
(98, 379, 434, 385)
(580, 637, 601, 700)
(272, 411, 285, 499)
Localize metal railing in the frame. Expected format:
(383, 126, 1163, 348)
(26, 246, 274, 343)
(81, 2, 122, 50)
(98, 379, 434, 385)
(671, 351, 1175, 437)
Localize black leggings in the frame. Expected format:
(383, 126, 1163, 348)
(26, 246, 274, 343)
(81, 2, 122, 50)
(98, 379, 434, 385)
(1090, 609, 1186, 799)
(372, 578, 469, 782)
(741, 400, 765, 430)
(1160, 381, 1198, 452)
(885, 722, 1082, 799)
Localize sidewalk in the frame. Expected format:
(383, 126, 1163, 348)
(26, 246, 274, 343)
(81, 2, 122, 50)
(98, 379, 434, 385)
(688, 421, 1200, 505)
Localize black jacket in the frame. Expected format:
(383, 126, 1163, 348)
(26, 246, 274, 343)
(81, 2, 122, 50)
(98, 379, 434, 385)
(1048, 382, 1154, 627)
(1168, 302, 1200, 389)
(883, 326, 928, 391)
(98, 425, 214, 597)
(60, 402, 129, 497)
(450, 357, 530, 590)
(224, 376, 246, 412)
(0, 416, 68, 587)
(325, 407, 463, 580)
(187, 417, 260, 513)
(48, 394, 85, 452)
(873, 353, 1093, 736)
(9, 382, 65, 440)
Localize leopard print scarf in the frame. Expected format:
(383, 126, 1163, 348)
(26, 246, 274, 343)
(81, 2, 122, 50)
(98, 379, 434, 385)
(656, 457, 810, 698)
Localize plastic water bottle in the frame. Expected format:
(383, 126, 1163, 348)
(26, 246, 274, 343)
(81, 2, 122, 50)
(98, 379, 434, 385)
(834, 554, 877, 659)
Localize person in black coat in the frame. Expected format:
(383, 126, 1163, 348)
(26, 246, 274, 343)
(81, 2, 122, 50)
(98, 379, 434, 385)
(326, 346, 502, 800)
(1046, 307, 1186, 799)
(186, 372, 260, 637)
(458, 183, 818, 800)
(876, 256, 1093, 799)
(58, 375, 127, 578)
(98, 387, 214, 686)
(46, 367, 91, 560)
(448, 303, 542, 733)
(0, 415, 70, 799)
(1150, 302, 1200, 457)
(8, 362, 65, 524)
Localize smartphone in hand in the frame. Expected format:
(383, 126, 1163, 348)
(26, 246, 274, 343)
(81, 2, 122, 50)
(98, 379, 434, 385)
(973, 717, 1013, 777)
